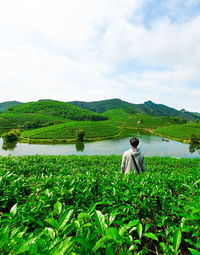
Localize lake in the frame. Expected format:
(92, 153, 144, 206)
(0, 129, 199, 158)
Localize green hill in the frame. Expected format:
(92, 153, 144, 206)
(141, 101, 198, 121)
(21, 121, 120, 142)
(69, 98, 198, 121)
(0, 112, 67, 130)
(102, 109, 186, 128)
(69, 98, 141, 114)
(10, 100, 107, 121)
(0, 101, 22, 112)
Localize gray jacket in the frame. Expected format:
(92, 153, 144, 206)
(121, 148, 145, 174)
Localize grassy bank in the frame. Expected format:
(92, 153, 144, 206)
(0, 156, 199, 254)
(152, 123, 200, 143)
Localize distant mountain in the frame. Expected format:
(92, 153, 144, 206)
(9, 100, 107, 121)
(0, 101, 22, 112)
(140, 101, 198, 121)
(69, 98, 142, 114)
(69, 98, 199, 121)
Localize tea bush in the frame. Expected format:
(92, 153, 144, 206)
(0, 156, 199, 254)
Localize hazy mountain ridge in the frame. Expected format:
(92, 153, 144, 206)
(0, 101, 23, 112)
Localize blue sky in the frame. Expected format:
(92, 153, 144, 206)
(0, 0, 200, 112)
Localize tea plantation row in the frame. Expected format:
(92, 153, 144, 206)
(0, 156, 200, 254)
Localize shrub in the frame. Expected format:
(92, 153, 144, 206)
(76, 129, 85, 142)
(2, 129, 20, 143)
(190, 133, 199, 144)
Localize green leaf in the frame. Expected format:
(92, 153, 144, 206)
(173, 228, 181, 250)
(10, 204, 17, 216)
(137, 223, 143, 239)
(59, 209, 74, 230)
(72, 237, 91, 249)
(144, 233, 158, 241)
(109, 209, 118, 225)
(105, 228, 119, 241)
(119, 226, 125, 236)
(28, 243, 38, 255)
(105, 246, 115, 255)
(126, 219, 139, 229)
(145, 223, 151, 232)
(188, 249, 200, 255)
(45, 228, 56, 239)
(54, 201, 62, 215)
(92, 236, 107, 253)
(94, 210, 108, 234)
(51, 237, 74, 255)
(45, 218, 59, 229)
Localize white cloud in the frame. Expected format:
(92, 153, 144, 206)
(0, 0, 199, 112)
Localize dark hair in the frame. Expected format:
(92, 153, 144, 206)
(129, 137, 139, 147)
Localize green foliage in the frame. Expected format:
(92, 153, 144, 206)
(155, 123, 200, 140)
(0, 101, 22, 112)
(142, 101, 198, 121)
(76, 129, 85, 142)
(0, 156, 199, 254)
(69, 98, 141, 114)
(102, 110, 183, 129)
(2, 129, 20, 143)
(190, 134, 200, 144)
(10, 100, 107, 121)
(7, 107, 13, 112)
(21, 121, 120, 140)
(0, 113, 67, 130)
(70, 99, 198, 121)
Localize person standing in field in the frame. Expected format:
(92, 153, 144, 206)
(121, 137, 145, 174)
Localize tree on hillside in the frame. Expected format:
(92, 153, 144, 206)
(7, 107, 13, 112)
(76, 130, 85, 142)
(190, 133, 199, 145)
(2, 129, 20, 143)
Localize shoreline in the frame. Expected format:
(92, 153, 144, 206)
(18, 127, 192, 145)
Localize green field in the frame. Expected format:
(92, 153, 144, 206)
(103, 109, 183, 129)
(154, 123, 200, 141)
(0, 156, 199, 254)
(21, 121, 120, 141)
(0, 113, 67, 128)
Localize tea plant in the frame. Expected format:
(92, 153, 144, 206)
(0, 156, 199, 254)
(21, 121, 120, 140)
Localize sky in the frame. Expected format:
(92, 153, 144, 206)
(0, 0, 200, 112)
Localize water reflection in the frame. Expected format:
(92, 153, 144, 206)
(0, 131, 199, 158)
(189, 143, 200, 154)
(75, 142, 85, 152)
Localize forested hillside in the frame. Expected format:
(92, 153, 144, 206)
(69, 98, 142, 114)
(140, 101, 198, 121)
(8, 100, 107, 121)
(69, 99, 199, 121)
